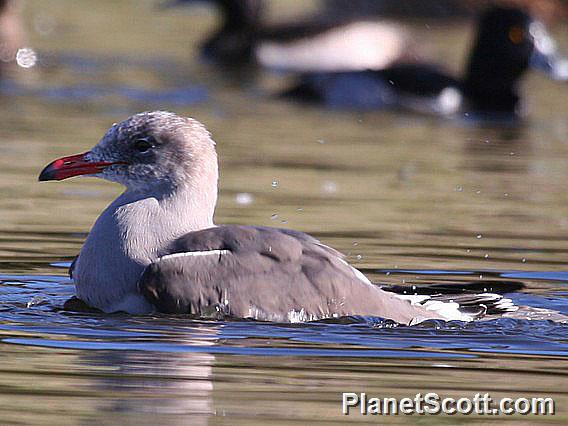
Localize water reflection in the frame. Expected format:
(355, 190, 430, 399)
(83, 328, 216, 424)
(0, 268, 566, 422)
(463, 126, 528, 172)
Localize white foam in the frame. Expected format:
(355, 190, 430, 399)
(287, 308, 320, 323)
(396, 294, 430, 304)
(394, 293, 473, 322)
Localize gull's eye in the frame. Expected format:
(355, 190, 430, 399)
(133, 138, 153, 153)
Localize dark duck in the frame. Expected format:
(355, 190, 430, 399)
(171, 0, 413, 71)
(282, 6, 568, 119)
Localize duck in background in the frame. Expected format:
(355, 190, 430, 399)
(324, 0, 568, 24)
(281, 6, 568, 119)
(166, 0, 415, 72)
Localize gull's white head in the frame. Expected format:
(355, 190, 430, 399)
(39, 111, 218, 196)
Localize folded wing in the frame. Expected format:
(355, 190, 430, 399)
(138, 225, 436, 323)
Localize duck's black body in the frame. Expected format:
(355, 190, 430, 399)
(282, 6, 568, 118)
(283, 64, 461, 112)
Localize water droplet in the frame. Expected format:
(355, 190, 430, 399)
(322, 180, 337, 194)
(356, 254, 362, 260)
(484, 253, 489, 258)
(271, 180, 279, 188)
(16, 48, 37, 68)
(521, 258, 527, 263)
(455, 185, 463, 192)
(270, 214, 278, 220)
(476, 234, 482, 239)
(26, 295, 46, 308)
(235, 192, 253, 205)
(385, 272, 390, 276)
(317, 139, 326, 144)
(296, 207, 304, 212)
(352, 242, 358, 246)
(34, 14, 56, 36)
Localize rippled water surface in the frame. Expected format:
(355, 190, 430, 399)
(0, 1, 567, 424)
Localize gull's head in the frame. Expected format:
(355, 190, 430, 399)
(39, 111, 218, 194)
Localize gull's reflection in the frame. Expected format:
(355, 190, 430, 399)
(79, 320, 221, 425)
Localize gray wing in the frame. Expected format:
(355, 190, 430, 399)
(138, 225, 431, 324)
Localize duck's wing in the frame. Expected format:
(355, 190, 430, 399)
(137, 225, 435, 324)
(258, 20, 412, 72)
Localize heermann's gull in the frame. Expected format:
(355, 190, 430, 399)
(39, 111, 514, 324)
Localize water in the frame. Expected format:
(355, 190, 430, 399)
(0, 0, 566, 423)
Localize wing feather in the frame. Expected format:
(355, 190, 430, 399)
(139, 225, 439, 323)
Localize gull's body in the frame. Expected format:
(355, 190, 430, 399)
(40, 111, 518, 324)
(74, 190, 209, 314)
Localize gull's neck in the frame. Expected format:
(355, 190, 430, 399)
(117, 180, 217, 253)
(84, 169, 218, 271)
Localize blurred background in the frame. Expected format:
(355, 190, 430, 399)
(0, 1, 566, 424)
